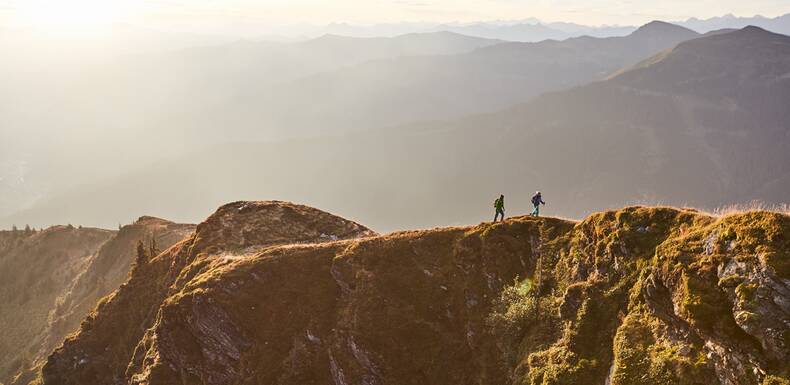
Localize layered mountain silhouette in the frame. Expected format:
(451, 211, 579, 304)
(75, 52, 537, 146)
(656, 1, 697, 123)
(679, 13, 790, 35)
(228, 21, 699, 137)
(320, 20, 636, 41)
(133, 31, 503, 88)
(13, 21, 697, 146)
(0, 22, 707, 227)
(6, 26, 788, 232)
(0, 30, 502, 219)
(300, 13, 790, 41)
(20, 201, 788, 385)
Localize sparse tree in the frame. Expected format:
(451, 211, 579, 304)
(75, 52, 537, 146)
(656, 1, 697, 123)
(149, 237, 159, 258)
(11, 225, 18, 232)
(135, 240, 148, 266)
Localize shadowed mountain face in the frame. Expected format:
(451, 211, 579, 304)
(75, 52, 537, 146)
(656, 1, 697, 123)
(7, 26, 788, 233)
(37, 202, 790, 385)
(0, 218, 194, 385)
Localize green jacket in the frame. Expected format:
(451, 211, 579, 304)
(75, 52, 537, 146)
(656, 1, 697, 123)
(494, 197, 504, 211)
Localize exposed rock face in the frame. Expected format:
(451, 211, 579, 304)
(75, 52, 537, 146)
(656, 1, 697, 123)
(41, 201, 376, 385)
(41, 204, 789, 385)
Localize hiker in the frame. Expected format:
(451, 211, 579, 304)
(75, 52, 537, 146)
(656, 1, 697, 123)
(531, 191, 546, 216)
(493, 194, 505, 222)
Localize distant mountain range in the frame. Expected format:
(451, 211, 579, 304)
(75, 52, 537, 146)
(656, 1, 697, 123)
(678, 13, 790, 35)
(307, 13, 790, 42)
(229, 21, 699, 138)
(90, 21, 699, 145)
(5, 26, 788, 232)
(136, 30, 503, 87)
(0, 30, 503, 219)
(318, 20, 635, 41)
(0, 21, 701, 224)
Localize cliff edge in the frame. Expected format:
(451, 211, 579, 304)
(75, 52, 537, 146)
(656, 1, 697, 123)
(40, 203, 788, 385)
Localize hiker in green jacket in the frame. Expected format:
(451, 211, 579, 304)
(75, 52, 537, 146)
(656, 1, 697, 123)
(494, 195, 505, 222)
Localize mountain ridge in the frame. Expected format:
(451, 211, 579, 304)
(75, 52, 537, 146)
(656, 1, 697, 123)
(40, 201, 377, 385)
(35, 200, 790, 385)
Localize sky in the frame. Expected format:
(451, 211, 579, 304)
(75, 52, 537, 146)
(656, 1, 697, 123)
(0, 0, 789, 37)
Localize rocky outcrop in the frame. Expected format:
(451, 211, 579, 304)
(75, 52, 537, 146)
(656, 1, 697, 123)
(40, 204, 789, 385)
(42, 201, 376, 385)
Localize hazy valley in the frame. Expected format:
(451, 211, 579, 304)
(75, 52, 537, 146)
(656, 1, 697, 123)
(4, 24, 789, 232)
(0, 8, 789, 385)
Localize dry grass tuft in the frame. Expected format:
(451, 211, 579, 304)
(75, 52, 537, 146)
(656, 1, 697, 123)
(708, 201, 790, 217)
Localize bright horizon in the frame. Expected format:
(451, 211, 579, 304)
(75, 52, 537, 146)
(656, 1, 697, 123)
(1, 0, 789, 37)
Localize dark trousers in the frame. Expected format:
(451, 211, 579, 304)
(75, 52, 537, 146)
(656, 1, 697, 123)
(494, 209, 505, 222)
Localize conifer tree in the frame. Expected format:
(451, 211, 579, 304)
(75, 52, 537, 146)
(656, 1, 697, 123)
(149, 237, 159, 258)
(135, 240, 148, 266)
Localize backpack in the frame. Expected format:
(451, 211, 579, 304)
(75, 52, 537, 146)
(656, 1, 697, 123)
(532, 195, 540, 206)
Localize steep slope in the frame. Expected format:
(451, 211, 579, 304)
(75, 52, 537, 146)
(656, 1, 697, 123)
(12, 26, 787, 233)
(3, 217, 195, 385)
(0, 226, 115, 383)
(41, 201, 376, 385)
(40, 201, 789, 385)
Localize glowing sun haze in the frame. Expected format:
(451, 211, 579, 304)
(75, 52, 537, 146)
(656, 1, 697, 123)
(9, 0, 135, 33)
(0, 0, 789, 36)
